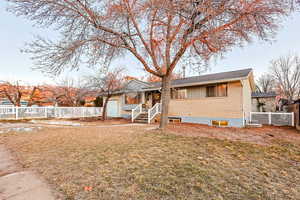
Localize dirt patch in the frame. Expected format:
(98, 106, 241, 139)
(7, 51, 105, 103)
(69, 117, 131, 125)
(167, 123, 300, 145)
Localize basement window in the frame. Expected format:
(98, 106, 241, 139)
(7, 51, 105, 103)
(212, 120, 229, 127)
(168, 117, 182, 123)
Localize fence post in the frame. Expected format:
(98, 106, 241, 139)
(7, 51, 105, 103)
(249, 112, 252, 123)
(292, 112, 295, 127)
(16, 107, 19, 120)
(45, 107, 48, 118)
(268, 112, 272, 125)
(54, 107, 57, 118)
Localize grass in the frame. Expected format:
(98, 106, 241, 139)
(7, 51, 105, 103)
(0, 125, 300, 200)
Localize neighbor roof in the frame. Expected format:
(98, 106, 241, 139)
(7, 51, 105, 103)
(146, 68, 253, 89)
(252, 92, 277, 98)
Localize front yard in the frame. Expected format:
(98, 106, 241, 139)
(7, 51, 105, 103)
(0, 122, 300, 200)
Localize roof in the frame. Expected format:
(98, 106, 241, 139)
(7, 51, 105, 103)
(147, 68, 253, 89)
(101, 68, 254, 96)
(252, 92, 277, 98)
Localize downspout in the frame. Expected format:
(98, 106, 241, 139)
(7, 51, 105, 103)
(240, 80, 245, 127)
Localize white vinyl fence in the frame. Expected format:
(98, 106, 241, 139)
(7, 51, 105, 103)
(0, 107, 102, 120)
(250, 112, 294, 126)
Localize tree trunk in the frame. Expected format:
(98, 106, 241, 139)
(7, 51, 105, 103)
(159, 75, 171, 130)
(102, 96, 110, 121)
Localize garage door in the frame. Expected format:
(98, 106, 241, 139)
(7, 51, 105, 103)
(107, 100, 119, 117)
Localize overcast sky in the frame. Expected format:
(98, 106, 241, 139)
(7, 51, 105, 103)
(0, 1, 299, 85)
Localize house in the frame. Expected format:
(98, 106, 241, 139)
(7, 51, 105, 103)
(103, 68, 255, 127)
(251, 92, 277, 112)
(0, 98, 28, 107)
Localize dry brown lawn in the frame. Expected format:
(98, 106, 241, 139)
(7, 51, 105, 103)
(168, 123, 300, 145)
(0, 123, 300, 200)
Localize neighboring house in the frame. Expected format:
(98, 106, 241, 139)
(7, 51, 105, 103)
(287, 99, 300, 130)
(0, 98, 28, 107)
(102, 68, 255, 127)
(251, 92, 277, 112)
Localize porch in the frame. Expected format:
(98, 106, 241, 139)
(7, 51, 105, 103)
(124, 90, 161, 124)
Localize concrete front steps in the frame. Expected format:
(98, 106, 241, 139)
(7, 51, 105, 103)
(133, 112, 149, 123)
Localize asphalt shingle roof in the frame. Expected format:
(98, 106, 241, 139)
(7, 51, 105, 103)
(148, 68, 252, 88)
(252, 92, 277, 98)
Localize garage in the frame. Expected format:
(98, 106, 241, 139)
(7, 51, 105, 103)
(107, 100, 119, 117)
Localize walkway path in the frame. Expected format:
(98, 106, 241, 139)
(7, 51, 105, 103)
(0, 145, 57, 200)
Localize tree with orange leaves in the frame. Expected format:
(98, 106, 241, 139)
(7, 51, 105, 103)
(6, 0, 297, 129)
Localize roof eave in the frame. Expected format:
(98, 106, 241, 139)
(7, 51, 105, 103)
(252, 95, 277, 98)
(177, 77, 248, 88)
(143, 77, 249, 90)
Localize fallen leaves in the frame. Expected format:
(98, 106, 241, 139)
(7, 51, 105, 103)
(84, 186, 93, 192)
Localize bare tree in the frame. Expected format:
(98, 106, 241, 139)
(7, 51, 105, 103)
(0, 81, 40, 106)
(256, 74, 275, 93)
(6, 0, 296, 129)
(143, 72, 183, 83)
(39, 85, 65, 106)
(56, 77, 93, 106)
(86, 67, 125, 120)
(270, 54, 300, 101)
(42, 78, 93, 107)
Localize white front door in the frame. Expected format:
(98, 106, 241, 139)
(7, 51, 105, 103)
(107, 100, 119, 117)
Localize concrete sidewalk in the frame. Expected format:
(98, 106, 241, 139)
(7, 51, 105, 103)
(0, 146, 56, 200)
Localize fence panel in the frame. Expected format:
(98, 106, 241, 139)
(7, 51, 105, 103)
(250, 112, 294, 126)
(18, 107, 47, 119)
(271, 113, 294, 126)
(0, 107, 102, 120)
(0, 107, 16, 120)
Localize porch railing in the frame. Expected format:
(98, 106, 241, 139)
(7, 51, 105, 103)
(131, 104, 143, 122)
(148, 103, 162, 124)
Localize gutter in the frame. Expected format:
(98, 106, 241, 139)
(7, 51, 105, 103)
(240, 79, 245, 127)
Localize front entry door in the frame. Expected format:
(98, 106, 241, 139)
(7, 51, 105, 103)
(152, 92, 161, 107)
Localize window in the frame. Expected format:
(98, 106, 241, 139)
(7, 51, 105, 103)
(206, 86, 216, 97)
(212, 120, 229, 127)
(171, 89, 187, 99)
(217, 83, 227, 97)
(206, 83, 227, 97)
(125, 93, 141, 104)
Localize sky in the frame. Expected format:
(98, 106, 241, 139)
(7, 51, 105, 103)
(0, 1, 300, 85)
